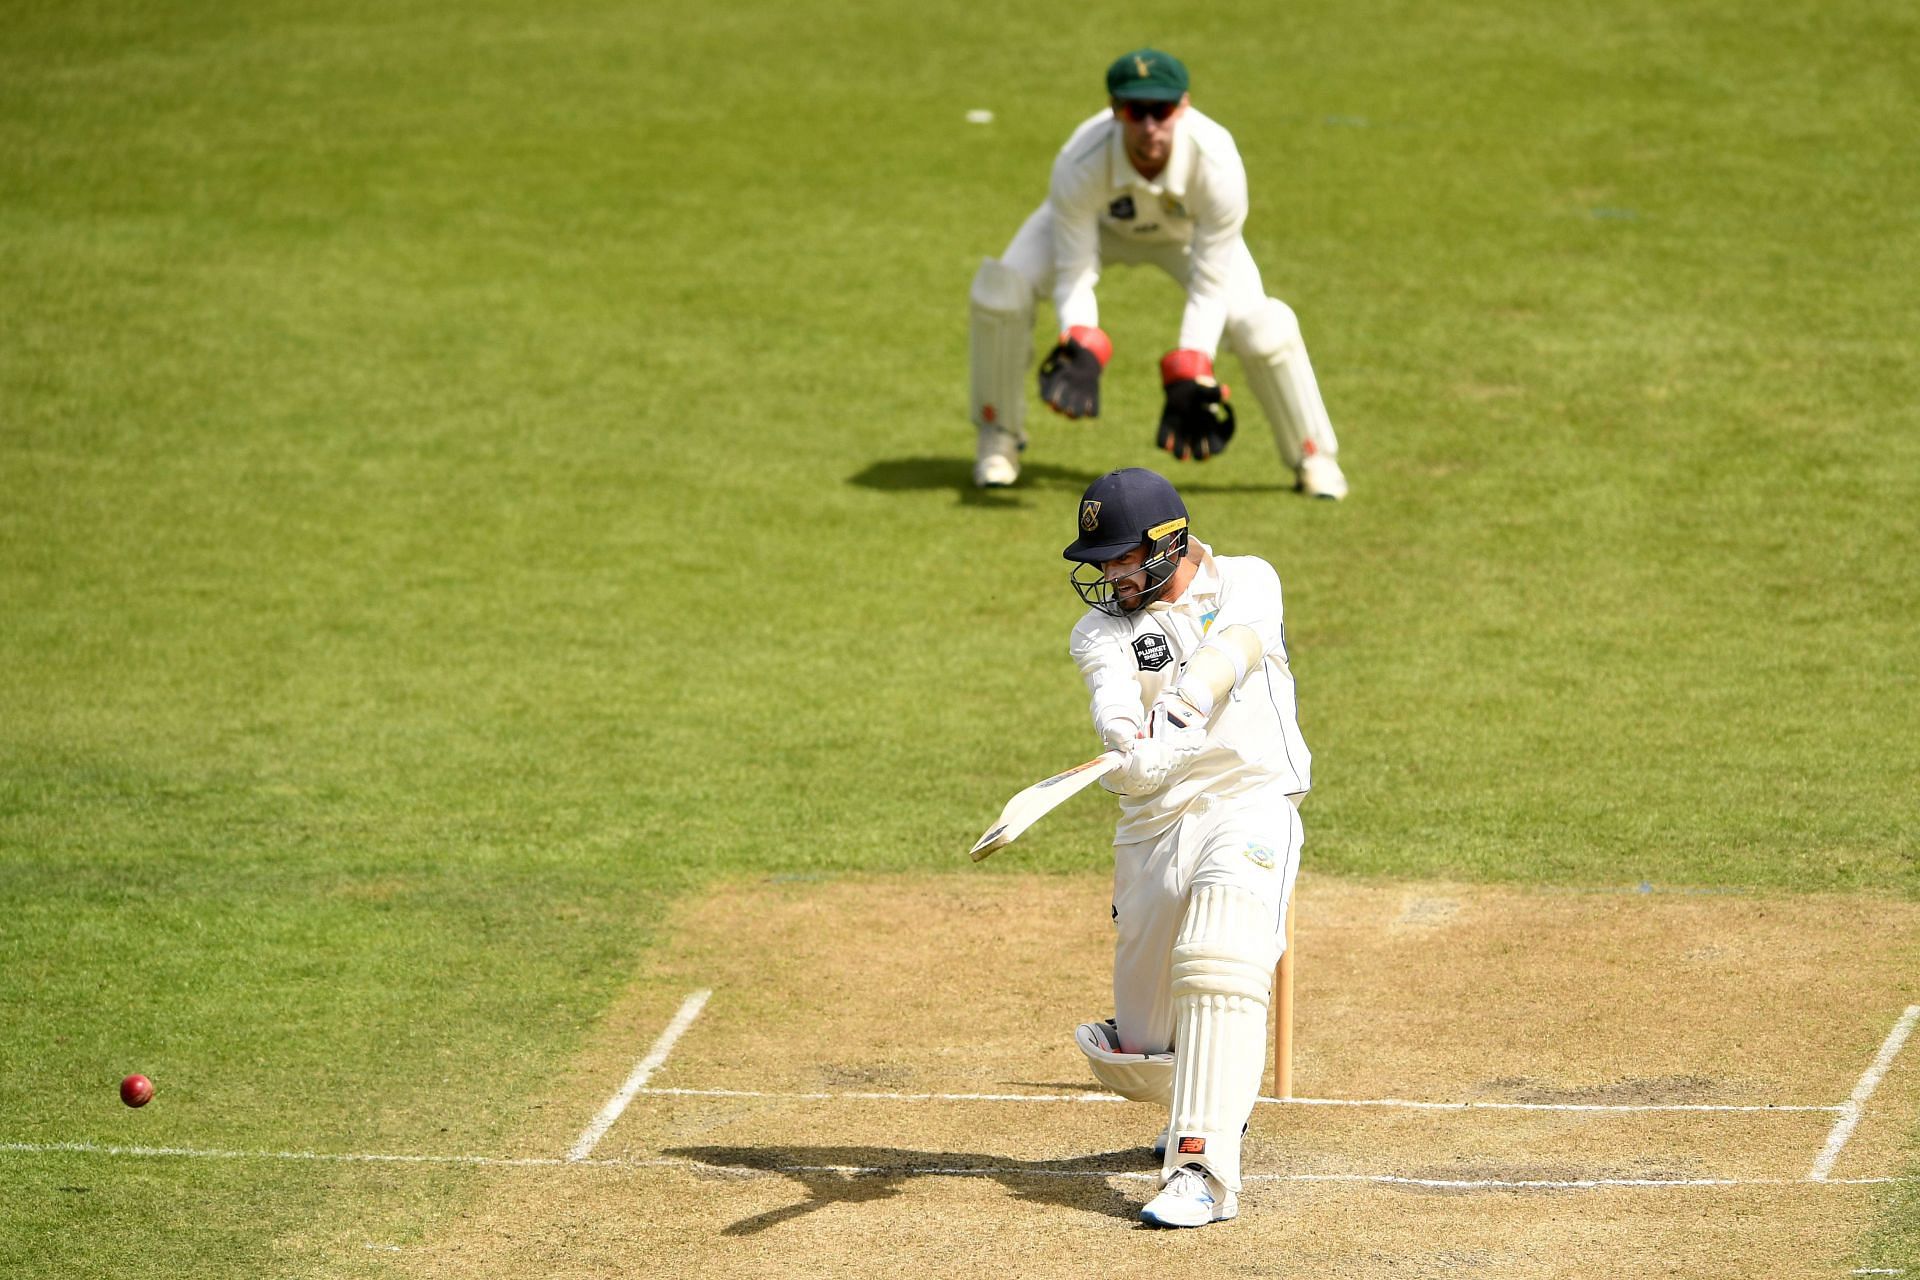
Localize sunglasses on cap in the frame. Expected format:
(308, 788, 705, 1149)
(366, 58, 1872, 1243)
(1117, 100, 1178, 123)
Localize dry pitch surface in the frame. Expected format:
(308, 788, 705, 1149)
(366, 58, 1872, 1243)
(389, 874, 1920, 1279)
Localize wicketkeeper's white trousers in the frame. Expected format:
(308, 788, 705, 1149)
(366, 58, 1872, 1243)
(998, 203, 1273, 353)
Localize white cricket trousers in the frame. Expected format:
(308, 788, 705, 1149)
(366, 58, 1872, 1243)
(1109, 788, 1302, 1056)
(998, 203, 1275, 353)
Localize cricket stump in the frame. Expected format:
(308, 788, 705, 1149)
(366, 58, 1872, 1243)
(1272, 896, 1295, 1098)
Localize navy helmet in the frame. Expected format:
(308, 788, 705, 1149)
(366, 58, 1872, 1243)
(1062, 468, 1191, 615)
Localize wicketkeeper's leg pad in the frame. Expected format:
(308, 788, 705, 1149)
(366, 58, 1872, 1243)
(970, 257, 1036, 438)
(1075, 1019, 1173, 1106)
(1227, 297, 1340, 469)
(1163, 884, 1277, 1192)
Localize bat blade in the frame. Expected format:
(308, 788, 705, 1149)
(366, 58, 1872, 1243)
(969, 750, 1124, 861)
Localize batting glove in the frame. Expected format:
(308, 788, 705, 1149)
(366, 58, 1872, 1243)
(1148, 685, 1212, 756)
(1038, 325, 1113, 419)
(1112, 736, 1182, 795)
(1156, 349, 1236, 461)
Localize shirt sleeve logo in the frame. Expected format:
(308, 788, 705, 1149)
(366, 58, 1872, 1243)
(1107, 195, 1136, 221)
(1132, 633, 1172, 672)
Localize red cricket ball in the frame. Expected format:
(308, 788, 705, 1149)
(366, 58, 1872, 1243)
(119, 1074, 154, 1108)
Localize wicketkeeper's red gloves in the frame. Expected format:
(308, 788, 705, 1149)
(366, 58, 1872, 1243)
(1038, 325, 1112, 419)
(1156, 349, 1236, 461)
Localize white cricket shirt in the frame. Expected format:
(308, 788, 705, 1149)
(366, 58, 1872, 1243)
(1069, 543, 1312, 845)
(1048, 107, 1250, 356)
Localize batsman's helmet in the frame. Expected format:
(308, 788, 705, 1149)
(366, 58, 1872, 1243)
(1062, 468, 1190, 615)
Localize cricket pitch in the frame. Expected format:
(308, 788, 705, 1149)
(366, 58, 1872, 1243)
(388, 873, 1920, 1277)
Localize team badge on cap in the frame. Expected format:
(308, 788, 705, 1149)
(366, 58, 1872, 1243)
(1080, 500, 1102, 531)
(1105, 48, 1190, 103)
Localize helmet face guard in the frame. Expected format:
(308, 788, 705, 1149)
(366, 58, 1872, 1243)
(1070, 517, 1189, 616)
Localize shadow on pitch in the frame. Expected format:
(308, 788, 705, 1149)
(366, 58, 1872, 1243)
(667, 1143, 1154, 1234)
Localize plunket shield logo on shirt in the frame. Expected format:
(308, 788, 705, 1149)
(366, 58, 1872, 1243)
(1080, 499, 1102, 532)
(1132, 633, 1172, 672)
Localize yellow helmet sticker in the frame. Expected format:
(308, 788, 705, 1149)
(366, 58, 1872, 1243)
(1146, 516, 1188, 540)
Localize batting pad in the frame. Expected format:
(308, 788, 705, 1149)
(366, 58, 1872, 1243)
(1074, 1019, 1174, 1106)
(970, 257, 1035, 436)
(1164, 884, 1277, 1191)
(1228, 297, 1340, 469)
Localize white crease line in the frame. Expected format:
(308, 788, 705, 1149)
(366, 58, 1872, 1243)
(1262, 1095, 1839, 1114)
(639, 1086, 1839, 1114)
(566, 989, 711, 1163)
(707, 1162, 1904, 1190)
(643, 1087, 1131, 1104)
(5, 1143, 1908, 1188)
(2, 1141, 599, 1167)
(1810, 1004, 1920, 1182)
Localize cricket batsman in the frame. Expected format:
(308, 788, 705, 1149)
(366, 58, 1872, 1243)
(1061, 466, 1309, 1227)
(969, 49, 1348, 499)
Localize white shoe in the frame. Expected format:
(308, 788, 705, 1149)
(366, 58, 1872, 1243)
(973, 423, 1025, 488)
(1140, 1164, 1238, 1228)
(1297, 452, 1347, 500)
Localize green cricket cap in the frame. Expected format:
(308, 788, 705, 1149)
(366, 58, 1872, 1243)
(1106, 49, 1189, 102)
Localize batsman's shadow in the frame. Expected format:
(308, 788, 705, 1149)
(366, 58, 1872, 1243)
(848, 456, 1104, 503)
(666, 1143, 1153, 1234)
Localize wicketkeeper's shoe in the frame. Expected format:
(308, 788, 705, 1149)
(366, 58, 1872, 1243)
(1140, 1163, 1238, 1228)
(973, 423, 1026, 488)
(1296, 452, 1348, 500)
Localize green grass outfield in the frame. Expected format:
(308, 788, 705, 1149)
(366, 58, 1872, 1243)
(3, 0, 1916, 1273)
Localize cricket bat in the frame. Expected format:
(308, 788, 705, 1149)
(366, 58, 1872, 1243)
(969, 750, 1124, 861)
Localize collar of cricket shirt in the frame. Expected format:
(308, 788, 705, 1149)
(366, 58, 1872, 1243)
(1145, 540, 1220, 616)
(1160, 114, 1194, 199)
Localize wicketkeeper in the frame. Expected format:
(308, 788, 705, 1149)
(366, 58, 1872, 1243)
(1061, 466, 1310, 1228)
(970, 49, 1348, 498)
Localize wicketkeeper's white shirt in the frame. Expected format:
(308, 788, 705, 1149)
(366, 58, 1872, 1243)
(1069, 543, 1312, 845)
(1048, 107, 1250, 356)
